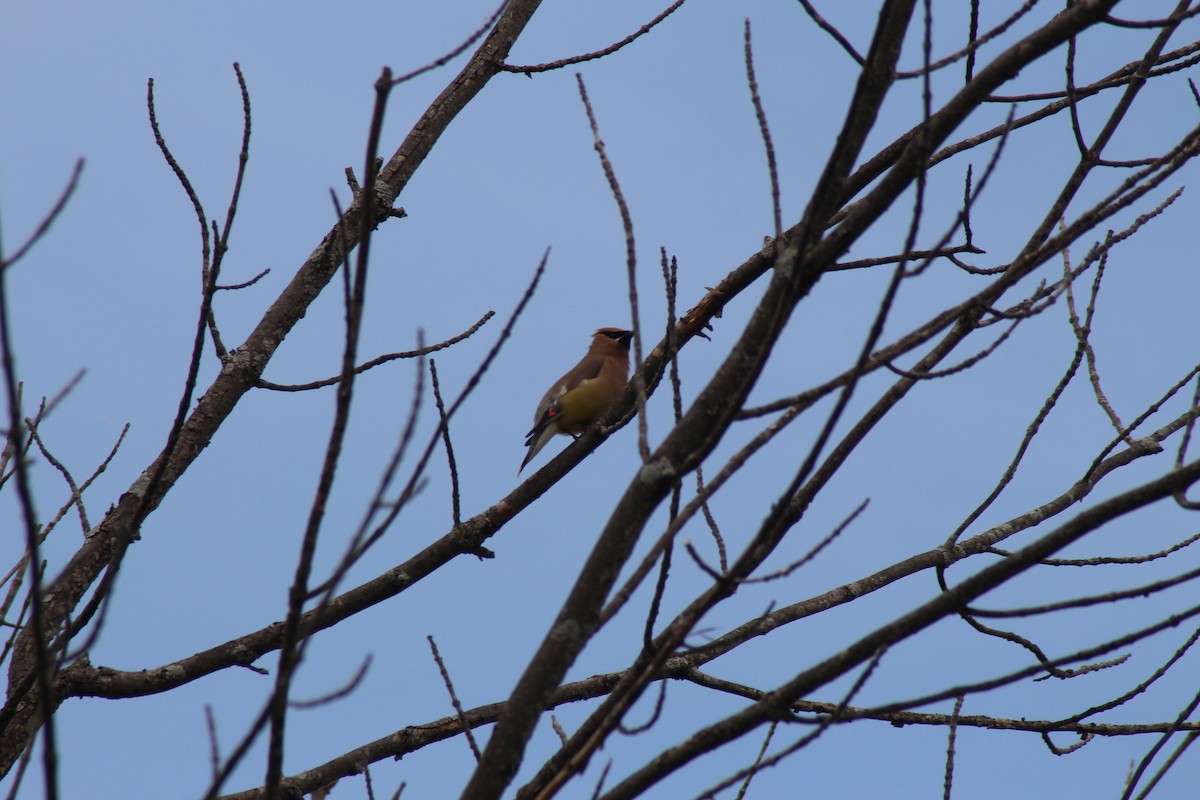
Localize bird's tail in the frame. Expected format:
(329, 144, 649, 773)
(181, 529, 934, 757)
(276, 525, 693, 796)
(518, 424, 557, 474)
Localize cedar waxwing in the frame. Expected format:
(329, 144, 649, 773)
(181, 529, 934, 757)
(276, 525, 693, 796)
(519, 328, 634, 474)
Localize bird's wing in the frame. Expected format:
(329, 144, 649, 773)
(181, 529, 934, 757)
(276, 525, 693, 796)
(524, 358, 606, 442)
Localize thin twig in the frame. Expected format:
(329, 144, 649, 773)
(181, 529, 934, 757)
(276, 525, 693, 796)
(428, 636, 482, 761)
(206, 706, 221, 783)
(796, 0, 864, 65)
(576, 74, 649, 462)
(502, 0, 688, 73)
(258, 312, 493, 392)
(745, 498, 868, 584)
(943, 695, 963, 800)
(215, 268, 270, 291)
(1, 160, 85, 271)
(430, 360, 462, 529)
(617, 679, 667, 735)
(734, 721, 776, 800)
(289, 656, 372, 709)
(205, 62, 253, 361)
(391, 1, 508, 85)
(744, 19, 782, 239)
(24, 423, 88, 533)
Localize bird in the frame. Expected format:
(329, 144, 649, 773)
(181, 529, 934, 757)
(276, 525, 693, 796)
(519, 327, 634, 474)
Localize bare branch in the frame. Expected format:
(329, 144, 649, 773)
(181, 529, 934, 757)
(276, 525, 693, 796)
(391, 1, 509, 85)
(289, 656, 372, 710)
(256, 311, 494, 392)
(744, 19, 782, 239)
(943, 695, 964, 800)
(0, 160, 85, 272)
(796, 0, 865, 66)
(576, 73, 649, 463)
(502, 0, 688, 73)
(427, 636, 481, 762)
(429, 359, 462, 529)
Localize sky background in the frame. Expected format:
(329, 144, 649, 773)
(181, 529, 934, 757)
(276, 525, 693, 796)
(3, 1, 1200, 798)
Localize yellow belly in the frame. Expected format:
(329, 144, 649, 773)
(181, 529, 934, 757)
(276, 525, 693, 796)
(554, 379, 611, 434)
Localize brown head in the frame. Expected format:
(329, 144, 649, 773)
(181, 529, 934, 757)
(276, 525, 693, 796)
(589, 328, 633, 357)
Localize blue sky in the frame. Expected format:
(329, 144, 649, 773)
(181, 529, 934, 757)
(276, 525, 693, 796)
(3, 1, 1200, 798)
